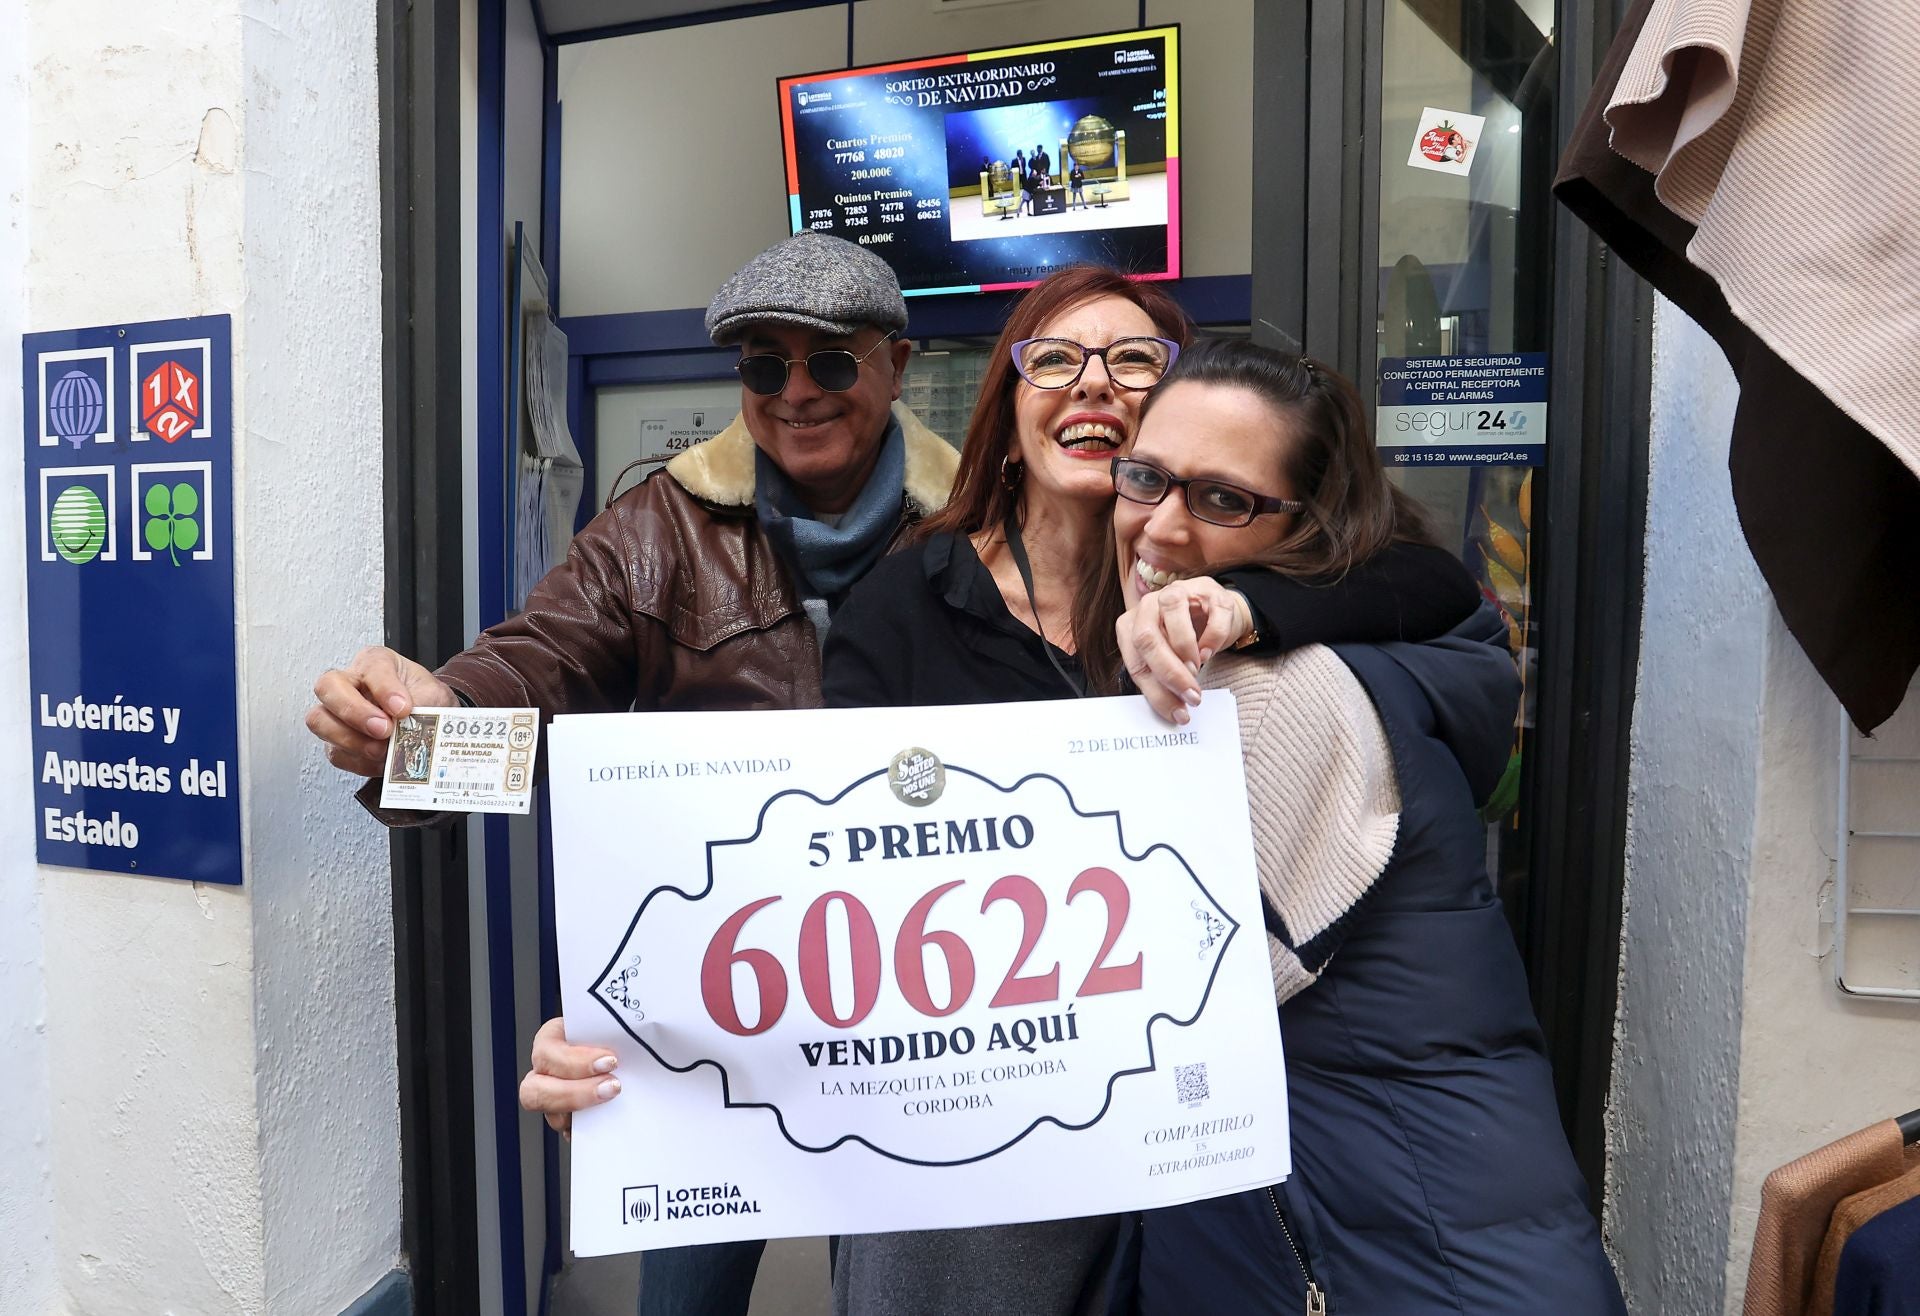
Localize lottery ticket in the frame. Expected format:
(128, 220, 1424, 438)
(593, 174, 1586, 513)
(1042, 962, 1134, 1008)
(379, 707, 539, 814)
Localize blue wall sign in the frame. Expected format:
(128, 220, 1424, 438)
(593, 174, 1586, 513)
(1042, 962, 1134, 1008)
(1376, 353, 1549, 466)
(21, 315, 241, 885)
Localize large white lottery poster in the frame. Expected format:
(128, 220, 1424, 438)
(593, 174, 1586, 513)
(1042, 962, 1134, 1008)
(550, 695, 1289, 1256)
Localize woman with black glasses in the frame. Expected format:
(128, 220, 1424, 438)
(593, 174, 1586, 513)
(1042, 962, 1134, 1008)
(818, 266, 1484, 1316)
(1083, 339, 1624, 1315)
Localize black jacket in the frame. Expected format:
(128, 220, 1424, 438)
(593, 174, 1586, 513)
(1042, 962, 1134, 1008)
(1109, 609, 1627, 1315)
(823, 532, 1482, 708)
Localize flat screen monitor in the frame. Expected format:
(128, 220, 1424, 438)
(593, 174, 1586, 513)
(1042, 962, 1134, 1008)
(777, 25, 1180, 297)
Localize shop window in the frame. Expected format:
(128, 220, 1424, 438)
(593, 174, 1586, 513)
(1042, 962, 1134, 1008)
(900, 346, 991, 448)
(1374, 0, 1556, 927)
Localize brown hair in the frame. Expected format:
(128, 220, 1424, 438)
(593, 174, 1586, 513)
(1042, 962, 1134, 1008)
(1074, 337, 1440, 693)
(915, 265, 1194, 541)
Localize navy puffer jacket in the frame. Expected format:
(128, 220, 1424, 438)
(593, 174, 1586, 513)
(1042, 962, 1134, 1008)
(1110, 610, 1626, 1315)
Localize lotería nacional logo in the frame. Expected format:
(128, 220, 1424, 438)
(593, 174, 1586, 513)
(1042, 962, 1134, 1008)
(623, 1181, 763, 1224)
(888, 746, 945, 806)
(622, 1184, 659, 1224)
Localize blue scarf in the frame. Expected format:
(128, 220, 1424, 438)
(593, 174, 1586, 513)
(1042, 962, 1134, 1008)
(754, 415, 905, 604)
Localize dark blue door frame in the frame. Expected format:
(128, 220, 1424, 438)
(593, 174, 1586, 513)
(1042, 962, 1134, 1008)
(474, 2, 532, 1314)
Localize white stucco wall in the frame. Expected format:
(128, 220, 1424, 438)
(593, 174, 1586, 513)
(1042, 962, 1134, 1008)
(239, 0, 401, 1311)
(0, 0, 58, 1309)
(27, 8, 268, 1312)
(555, 6, 843, 316)
(16, 2, 398, 1312)
(1611, 298, 1920, 1314)
(1719, 624, 1920, 1307)
(1606, 300, 1765, 1314)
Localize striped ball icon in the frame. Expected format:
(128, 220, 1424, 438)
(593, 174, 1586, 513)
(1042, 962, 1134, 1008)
(50, 486, 107, 564)
(48, 369, 105, 449)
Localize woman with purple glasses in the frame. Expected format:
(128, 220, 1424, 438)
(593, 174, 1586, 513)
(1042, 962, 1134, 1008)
(817, 265, 1483, 1315)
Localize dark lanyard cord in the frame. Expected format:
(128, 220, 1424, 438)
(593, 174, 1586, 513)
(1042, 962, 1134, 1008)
(1003, 511, 1086, 699)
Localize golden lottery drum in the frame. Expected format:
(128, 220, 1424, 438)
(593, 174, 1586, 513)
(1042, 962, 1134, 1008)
(1067, 115, 1116, 167)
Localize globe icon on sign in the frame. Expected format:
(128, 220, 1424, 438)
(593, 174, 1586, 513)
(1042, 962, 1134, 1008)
(1067, 115, 1117, 167)
(50, 486, 107, 564)
(49, 369, 105, 450)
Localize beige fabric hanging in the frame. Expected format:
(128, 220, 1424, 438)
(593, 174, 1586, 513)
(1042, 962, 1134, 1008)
(1605, 0, 1765, 222)
(1558, 0, 1920, 729)
(1601, 0, 1920, 475)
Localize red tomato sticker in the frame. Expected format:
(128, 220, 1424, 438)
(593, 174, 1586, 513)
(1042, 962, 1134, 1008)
(1420, 126, 1464, 162)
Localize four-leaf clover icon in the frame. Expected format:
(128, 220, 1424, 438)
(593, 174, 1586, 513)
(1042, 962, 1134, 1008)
(143, 482, 201, 566)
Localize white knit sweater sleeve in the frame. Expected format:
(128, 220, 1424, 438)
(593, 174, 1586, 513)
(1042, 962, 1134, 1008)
(1205, 647, 1402, 1004)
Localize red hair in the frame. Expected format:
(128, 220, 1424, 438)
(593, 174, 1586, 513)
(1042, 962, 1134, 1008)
(916, 266, 1194, 541)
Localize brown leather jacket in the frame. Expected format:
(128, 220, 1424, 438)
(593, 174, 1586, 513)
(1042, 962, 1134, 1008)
(439, 404, 954, 717)
(360, 405, 954, 823)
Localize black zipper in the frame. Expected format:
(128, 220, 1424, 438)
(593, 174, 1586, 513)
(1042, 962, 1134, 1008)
(1265, 1185, 1328, 1315)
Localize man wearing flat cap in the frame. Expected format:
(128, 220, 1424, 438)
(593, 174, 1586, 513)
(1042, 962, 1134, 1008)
(304, 233, 954, 1311)
(307, 230, 952, 777)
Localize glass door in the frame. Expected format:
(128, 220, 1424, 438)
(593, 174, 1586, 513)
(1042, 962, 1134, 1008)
(1373, 0, 1558, 936)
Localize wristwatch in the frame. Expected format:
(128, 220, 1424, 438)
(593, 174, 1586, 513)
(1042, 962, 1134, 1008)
(1228, 587, 1261, 650)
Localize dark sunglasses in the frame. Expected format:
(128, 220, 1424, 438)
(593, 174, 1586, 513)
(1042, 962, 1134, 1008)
(1009, 336, 1180, 390)
(735, 330, 898, 396)
(1111, 456, 1304, 528)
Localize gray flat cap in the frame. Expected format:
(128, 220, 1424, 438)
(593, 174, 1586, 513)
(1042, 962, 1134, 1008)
(705, 232, 908, 345)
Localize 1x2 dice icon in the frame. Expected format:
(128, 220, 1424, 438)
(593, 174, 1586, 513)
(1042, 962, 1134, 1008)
(141, 360, 202, 443)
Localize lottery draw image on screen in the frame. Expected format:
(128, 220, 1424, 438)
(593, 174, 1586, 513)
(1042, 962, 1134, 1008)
(777, 26, 1180, 296)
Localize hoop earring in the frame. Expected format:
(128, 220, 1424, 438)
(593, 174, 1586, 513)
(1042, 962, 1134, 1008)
(1000, 455, 1024, 488)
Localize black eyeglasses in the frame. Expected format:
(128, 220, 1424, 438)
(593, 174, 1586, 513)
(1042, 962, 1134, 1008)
(1111, 456, 1304, 528)
(1009, 336, 1180, 391)
(736, 330, 898, 396)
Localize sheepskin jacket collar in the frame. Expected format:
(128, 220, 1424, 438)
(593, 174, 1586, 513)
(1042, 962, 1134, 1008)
(663, 402, 956, 518)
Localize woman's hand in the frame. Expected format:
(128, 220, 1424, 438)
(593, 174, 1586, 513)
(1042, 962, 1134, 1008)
(519, 1016, 621, 1138)
(1116, 578, 1254, 723)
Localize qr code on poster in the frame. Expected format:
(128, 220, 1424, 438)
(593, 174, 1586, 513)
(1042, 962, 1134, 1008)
(1174, 1062, 1209, 1106)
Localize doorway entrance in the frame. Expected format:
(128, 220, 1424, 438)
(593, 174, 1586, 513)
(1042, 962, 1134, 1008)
(377, 2, 1647, 1311)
